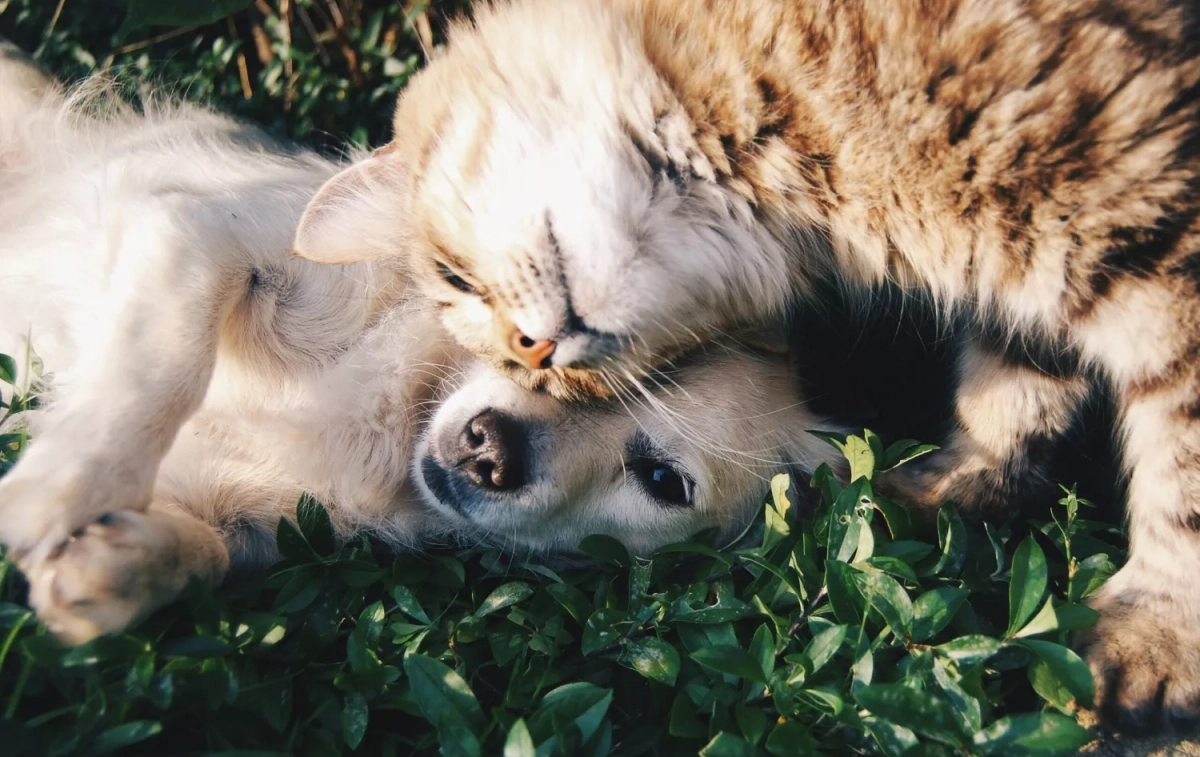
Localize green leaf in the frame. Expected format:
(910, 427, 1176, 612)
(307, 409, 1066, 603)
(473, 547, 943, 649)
(1011, 597, 1059, 639)
(390, 584, 432, 625)
(527, 682, 612, 755)
(911, 588, 968, 642)
(622, 637, 680, 686)
(825, 559, 865, 625)
(505, 719, 536, 757)
(934, 635, 1002, 665)
(438, 721, 484, 757)
(1007, 537, 1048, 637)
(765, 721, 820, 756)
(119, 0, 257, 38)
(402, 653, 487, 735)
(700, 732, 757, 757)
(161, 635, 234, 658)
(0, 354, 15, 385)
(932, 657, 982, 733)
(1028, 656, 1074, 710)
(854, 683, 966, 747)
(859, 569, 913, 636)
(931, 505, 967, 577)
(844, 433, 876, 482)
(804, 623, 846, 673)
(669, 691, 708, 739)
(274, 516, 315, 561)
(272, 570, 322, 613)
(863, 716, 919, 757)
(545, 583, 593, 626)
(690, 645, 771, 684)
(1069, 553, 1117, 602)
(342, 691, 368, 750)
(880, 439, 939, 471)
(828, 478, 870, 561)
(749, 624, 775, 681)
(1013, 639, 1095, 708)
(296, 494, 336, 555)
(348, 601, 387, 675)
(88, 720, 163, 755)
(577, 535, 629, 567)
(582, 609, 626, 655)
(1052, 603, 1099, 632)
(735, 701, 768, 744)
(872, 496, 914, 541)
(764, 473, 794, 552)
(475, 581, 533, 618)
(770, 473, 793, 520)
(972, 712, 1093, 756)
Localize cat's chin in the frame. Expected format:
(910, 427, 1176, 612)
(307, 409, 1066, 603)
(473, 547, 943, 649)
(489, 358, 627, 401)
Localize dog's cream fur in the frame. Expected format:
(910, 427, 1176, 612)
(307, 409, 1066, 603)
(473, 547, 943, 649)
(0, 61, 838, 644)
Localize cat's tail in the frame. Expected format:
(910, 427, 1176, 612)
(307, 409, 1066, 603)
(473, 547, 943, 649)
(0, 39, 63, 172)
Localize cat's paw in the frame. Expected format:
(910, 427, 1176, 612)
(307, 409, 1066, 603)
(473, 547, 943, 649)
(23, 510, 213, 645)
(1079, 585, 1200, 733)
(876, 454, 1044, 520)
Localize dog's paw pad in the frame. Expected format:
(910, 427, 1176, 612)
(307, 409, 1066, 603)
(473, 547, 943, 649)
(25, 512, 176, 645)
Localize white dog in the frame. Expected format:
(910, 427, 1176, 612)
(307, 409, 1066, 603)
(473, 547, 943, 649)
(0, 57, 839, 643)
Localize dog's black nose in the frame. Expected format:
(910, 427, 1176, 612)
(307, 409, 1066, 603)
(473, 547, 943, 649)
(455, 409, 527, 491)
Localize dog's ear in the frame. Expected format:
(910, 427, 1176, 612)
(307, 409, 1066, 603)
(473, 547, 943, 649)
(293, 145, 409, 264)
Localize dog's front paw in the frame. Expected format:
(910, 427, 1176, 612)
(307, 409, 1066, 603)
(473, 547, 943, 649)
(0, 447, 157, 566)
(1079, 583, 1200, 733)
(23, 510, 218, 645)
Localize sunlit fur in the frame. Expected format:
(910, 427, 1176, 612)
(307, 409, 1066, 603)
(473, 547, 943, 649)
(0, 63, 840, 644)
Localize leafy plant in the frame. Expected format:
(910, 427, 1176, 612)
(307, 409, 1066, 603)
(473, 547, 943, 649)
(0, 344, 1125, 756)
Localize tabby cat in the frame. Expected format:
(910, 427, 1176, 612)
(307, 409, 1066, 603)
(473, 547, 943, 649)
(293, 0, 1200, 730)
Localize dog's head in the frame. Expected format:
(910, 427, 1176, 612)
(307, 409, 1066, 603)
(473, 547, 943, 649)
(414, 341, 838, 555)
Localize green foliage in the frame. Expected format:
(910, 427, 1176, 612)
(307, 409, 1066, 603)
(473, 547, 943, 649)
(0, 342, 1125, 756)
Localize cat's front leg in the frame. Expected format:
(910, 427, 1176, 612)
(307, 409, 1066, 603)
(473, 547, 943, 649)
(1074, 384, 1200, 731)
(1075, 289, 1200, 731)
(0, 201, 249, 568)
(877, 335, 1088, 518)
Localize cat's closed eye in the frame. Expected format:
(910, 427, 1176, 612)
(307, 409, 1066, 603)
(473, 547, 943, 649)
(436, 262, 477, 294)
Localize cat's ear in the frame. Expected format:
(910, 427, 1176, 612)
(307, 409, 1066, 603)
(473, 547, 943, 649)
(293, 144, 410, 264)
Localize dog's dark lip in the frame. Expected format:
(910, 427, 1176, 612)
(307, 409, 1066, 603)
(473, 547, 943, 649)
(419, 455, 468, 517)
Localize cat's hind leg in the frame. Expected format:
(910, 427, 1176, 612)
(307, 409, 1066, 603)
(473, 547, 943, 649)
(877, 333, 1089, 518)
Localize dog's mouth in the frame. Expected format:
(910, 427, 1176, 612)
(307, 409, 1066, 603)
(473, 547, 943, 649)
(417, 455, 467, 519)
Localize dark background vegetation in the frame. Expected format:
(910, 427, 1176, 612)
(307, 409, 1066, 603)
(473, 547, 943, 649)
(1, 0, 469, 150)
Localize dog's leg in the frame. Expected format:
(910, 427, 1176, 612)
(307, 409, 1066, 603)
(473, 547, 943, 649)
(24, 501, 228, 645)
(0, 201, 251, 566)
(877, 335, 1088, 517)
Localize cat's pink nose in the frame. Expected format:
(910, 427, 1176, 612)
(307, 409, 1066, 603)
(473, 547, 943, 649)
(509, 329, 556, 370)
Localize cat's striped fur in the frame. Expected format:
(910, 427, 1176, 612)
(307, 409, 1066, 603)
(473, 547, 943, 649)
(293, 0, 1200, 730)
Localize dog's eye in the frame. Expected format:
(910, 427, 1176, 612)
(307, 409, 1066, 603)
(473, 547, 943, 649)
(631, 455, 693, 508)
(437, 262, 476, 294)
